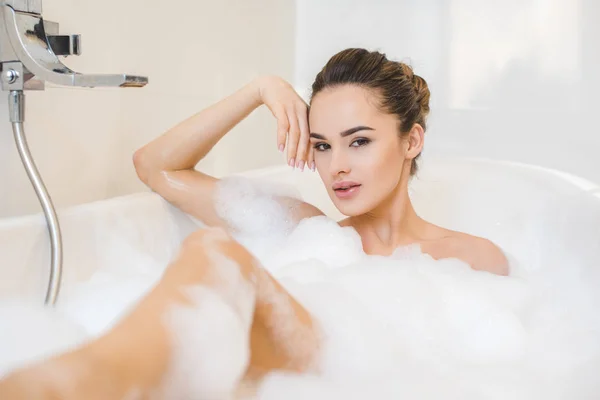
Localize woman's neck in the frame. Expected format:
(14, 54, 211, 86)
(343, 180, 434, 253)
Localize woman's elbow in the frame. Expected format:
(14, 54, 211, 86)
(132, 147, 153, 185)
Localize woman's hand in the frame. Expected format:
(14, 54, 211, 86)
(256, 75, 314, 171)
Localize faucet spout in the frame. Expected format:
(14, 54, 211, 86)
(0, 3, 148, 88)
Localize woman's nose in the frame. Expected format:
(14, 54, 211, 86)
(329, 149, 350, 175)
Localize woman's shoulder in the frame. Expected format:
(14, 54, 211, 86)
(440, 232, 510, 276)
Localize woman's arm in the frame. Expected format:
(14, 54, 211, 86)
(133, 76, 321, 228)
(133, 79, 263, 228)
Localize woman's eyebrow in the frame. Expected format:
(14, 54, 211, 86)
(310, 126, 374, 140)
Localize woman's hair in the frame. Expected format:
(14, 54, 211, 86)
(309, 48, 430, 175)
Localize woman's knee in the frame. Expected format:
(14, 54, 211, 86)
(178, 227, 260, 285)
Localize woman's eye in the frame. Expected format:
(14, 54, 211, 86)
(313, 142, 330, 151)
(351, 138, 370, 147)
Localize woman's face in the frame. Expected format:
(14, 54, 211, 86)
(308, 85, 412, 217)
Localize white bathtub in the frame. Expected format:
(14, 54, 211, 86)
(1, 156, 599, 303)
(1, 156, 600, 399)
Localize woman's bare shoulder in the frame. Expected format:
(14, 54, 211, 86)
(445, 232, 510, 276)
(420, 226, 509, 276)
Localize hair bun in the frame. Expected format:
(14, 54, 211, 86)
(411, 74, 430, 116)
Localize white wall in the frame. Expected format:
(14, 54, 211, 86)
(0, 0, 295, 218)
(295, 0, 600, 184)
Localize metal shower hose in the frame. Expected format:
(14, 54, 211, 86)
(9, 90, 62, 305)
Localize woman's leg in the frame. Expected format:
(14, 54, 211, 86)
(0, 227, 320, 399)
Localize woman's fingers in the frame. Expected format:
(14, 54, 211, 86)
(295, 104, 310, 171)
(275, 105, 289, 153)
(272, 96, 312, 172)
(307, 147, 315, 172)
(286, 108, 301, 167)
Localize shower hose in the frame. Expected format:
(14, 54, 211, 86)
(8, 90, 62, 305)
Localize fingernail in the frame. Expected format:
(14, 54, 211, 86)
(311, 161, 316, 171)
(298, 160, 305, 171)
(289, 158, 295, 168)
(278, 144, 284, 152)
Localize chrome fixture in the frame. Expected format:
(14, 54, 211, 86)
(0, 0, 148, 305)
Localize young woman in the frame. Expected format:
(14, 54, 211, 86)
(0, 48, 508, 399)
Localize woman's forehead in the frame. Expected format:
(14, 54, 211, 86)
(309, 87, 396, 135)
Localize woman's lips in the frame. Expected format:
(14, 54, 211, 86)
(333, 184, 361, 199)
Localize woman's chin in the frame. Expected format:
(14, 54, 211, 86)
(332, 199, 369, 218)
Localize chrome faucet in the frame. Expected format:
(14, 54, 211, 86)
(0, 0, 148, 305)
(0, 0, 147, 88)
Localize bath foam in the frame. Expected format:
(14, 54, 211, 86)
(214, 176, 304, 261)
(0, 300, 88, 378)
(57, 270, 160, 338)
(58, 223, 170, 337)
(214, 176, 300, 235)
(213, 175, 600, 399)
(261, 232, 599, 398)
(0, 168, 598, 398)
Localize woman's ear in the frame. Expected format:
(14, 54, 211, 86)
(405, 123, 424, 160)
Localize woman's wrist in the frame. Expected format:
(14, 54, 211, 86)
(248, 76, 267, 108)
